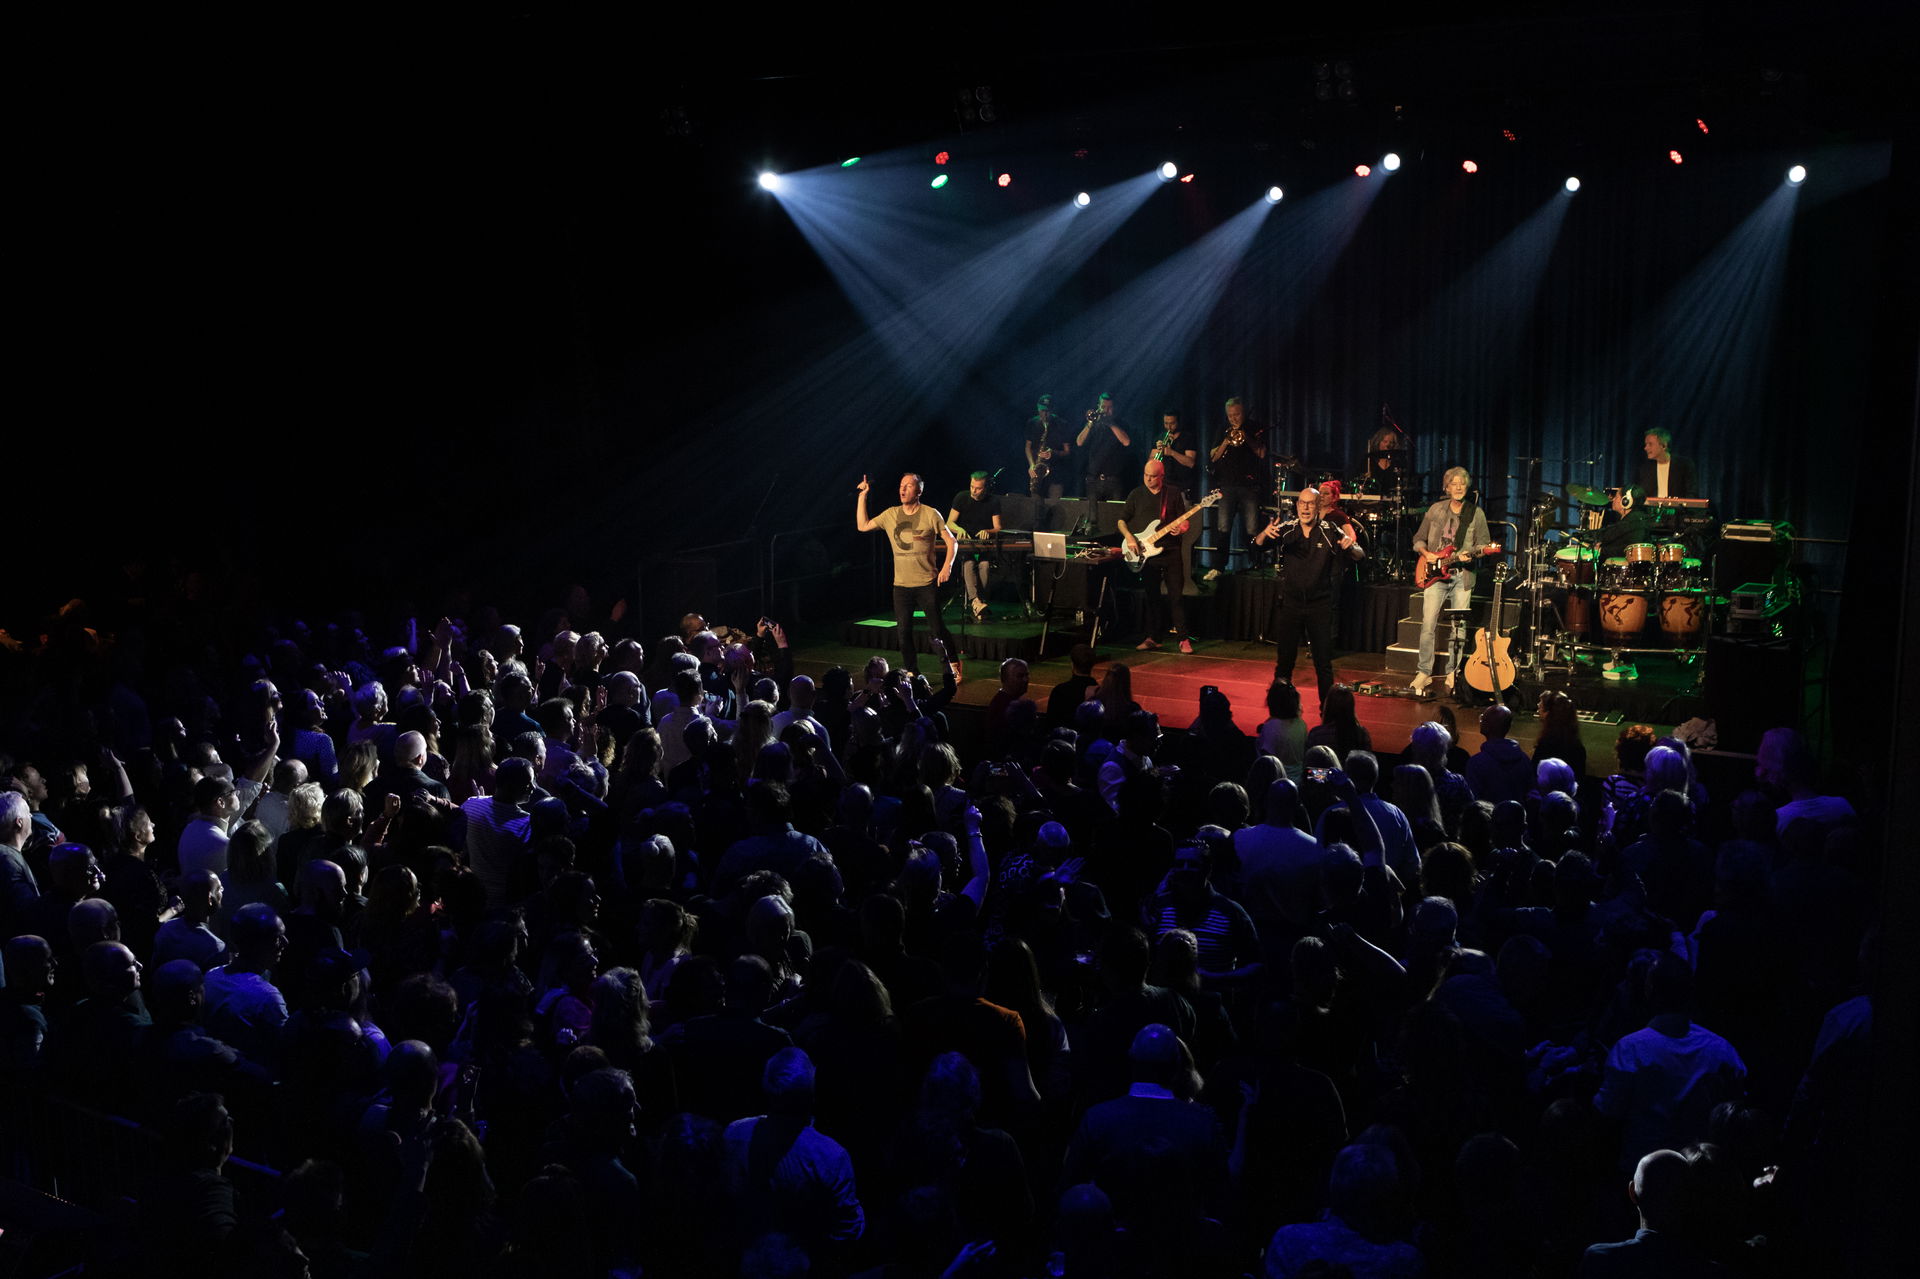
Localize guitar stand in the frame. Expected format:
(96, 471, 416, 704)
(1443, 608, 1473, 701)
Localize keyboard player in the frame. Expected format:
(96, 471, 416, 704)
(948, 471, 1005, 620)
(1600, 429, 1702, 553)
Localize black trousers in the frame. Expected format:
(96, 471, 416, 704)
(892, 583, 954, 673)
(1271, 593, 1335, 704)
(1141, 551, 1189, 639)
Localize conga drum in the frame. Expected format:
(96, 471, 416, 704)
(1599, 590, 1649, 642)
(1658, 591, 1707, 646)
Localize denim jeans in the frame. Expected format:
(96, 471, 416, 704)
(1417, 572, 1474, 677)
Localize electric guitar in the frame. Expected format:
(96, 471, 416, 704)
(1413, 542, 1502, 589)
(1464, 563, 1517, 695)
(1122, 491, 1222, 570)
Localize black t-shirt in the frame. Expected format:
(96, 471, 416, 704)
(1158, 429, 1198, 493)
(1120, 484, 1191, 537)
(949, 490, 1003, 538)
(1083, 417, 1132, 481)
(1213, 434, 1267, 489)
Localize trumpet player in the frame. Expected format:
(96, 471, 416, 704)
(1151, 410, 1198, 494)
(1076, 392, 1133, 503)
(1208, 395, 1267, 571)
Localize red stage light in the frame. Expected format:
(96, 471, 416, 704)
(1355, 164, 1372, 177)
(1462, 159, 1478, 173)
(1695, 118, 1709, 134)
(1501, 129, 1517, 142)
(1669, 150, 1684, 164)
(1179, 173, 1194, 183)
(934, 151, 950, 165)
(996, 172, 1011, 187)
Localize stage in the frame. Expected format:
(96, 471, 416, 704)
(808, 592, 1715, 777)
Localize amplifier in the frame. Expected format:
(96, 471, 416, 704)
(1728, 582, 1776, 619)
(1723, 521, 1784, 542)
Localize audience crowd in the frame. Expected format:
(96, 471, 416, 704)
(0, 592, 1878, 1278)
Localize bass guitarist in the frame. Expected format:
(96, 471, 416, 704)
(1410, 467, 1495, 695)
(1254, 486, 1364, 707)
(1118, 460, 1195, 653)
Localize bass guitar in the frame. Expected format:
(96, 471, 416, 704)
(1464, 562, 1517, 695)
(1413, 541, 1503, 590)
(1122, 491, 1222, 570)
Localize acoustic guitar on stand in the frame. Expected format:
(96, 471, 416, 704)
(1463, 563, 1517, 696)
(1413, 541, 1503, 590)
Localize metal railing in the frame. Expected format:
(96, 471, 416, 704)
(769, 522, 885, 626)
(635, 538, 766, 641)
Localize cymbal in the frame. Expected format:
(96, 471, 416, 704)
(1565, 482, 1608, 507)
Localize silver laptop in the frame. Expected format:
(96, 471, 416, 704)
(1032, 531, 1069, 561)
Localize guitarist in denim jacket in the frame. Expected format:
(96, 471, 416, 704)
(1410, 467, 1492, 695)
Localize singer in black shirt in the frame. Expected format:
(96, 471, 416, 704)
(1254, 486, 1365, 708)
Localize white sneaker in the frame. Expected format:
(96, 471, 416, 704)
(1203, 568, 1222, 582)
(1409, 672, 1432, 694)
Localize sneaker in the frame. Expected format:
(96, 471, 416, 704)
(1409, 672, 1432, 694)
(1136, 638, 1161, 651)
(1203, 568, 1222, 582)
(1178, 638, 1194, 654)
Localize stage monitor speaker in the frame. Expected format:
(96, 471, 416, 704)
(1088, 500, 1126, 536)
(1712, 534, 1790, 593)
(998, 494, 1040, 532)
(1704, 634, 1802, 753)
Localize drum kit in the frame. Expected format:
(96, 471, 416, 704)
(1263, 442, 1417, 581)
(1527, 480, 1714, 676)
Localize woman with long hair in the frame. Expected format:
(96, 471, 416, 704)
(1392, 763, 1449, 851)
(585, 965, 678, 1133)
(983, 936, 1070, 1101)
(446, 723, 496, 802)
(1258, 679, 1309, 781)
(338, 740, 380, 795)
(731, 700, 775, 781)
(1532, 690, 1587, 778)
(1306, 684, 1372, 758)
(1097, 662, 1140, 737)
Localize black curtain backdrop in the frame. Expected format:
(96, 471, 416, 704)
(712, 143, 1890, 596)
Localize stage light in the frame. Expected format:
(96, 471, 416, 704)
(1462, 159, 1479, 174)
(934, 151, 950, 165)
(757, 172, 783, 192)
(930, 174, 949, 189)
(1159, 161, 1178, 181)
(1669, 150, 1684, 165)
(1382, 152, 1401, 171)
(1074, 191, 1091, 207)
(1355, 164, 1372, 177)
(840, 156, 861, 168)
(1266, 186, 1284, 203)
(996, 172, 1011, 187)
(1179, 173, 1195, 183)
(1695, 118, 1710, 134)
(1502, 129, 1517, 142)
(1787, 164, 1806, 185)
(1564, 176, 1581, 192)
